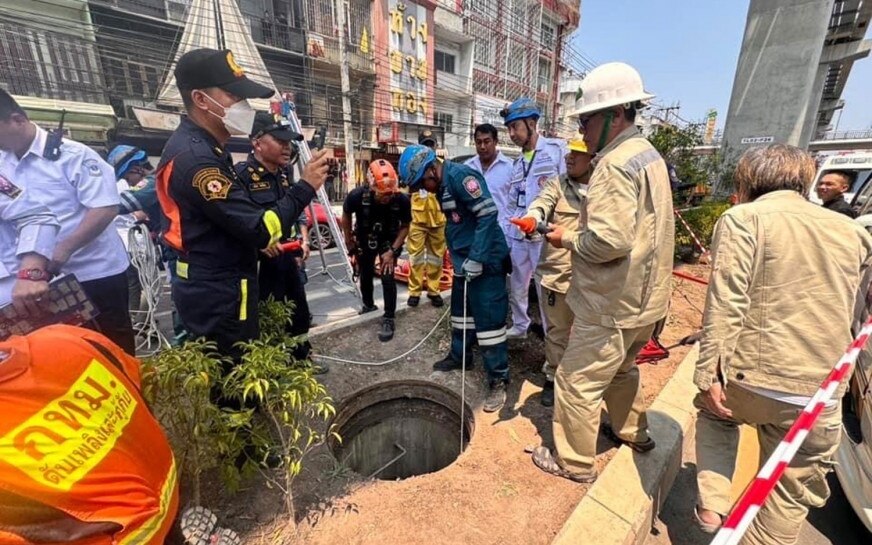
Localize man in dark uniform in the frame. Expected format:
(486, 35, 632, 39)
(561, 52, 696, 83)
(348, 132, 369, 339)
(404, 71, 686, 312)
(342, 160, 411, 342)
(399, 144, 512, 412)
(235, 111, 313, 361)
(155, 48, 328, 361)
(816, 170, 857, 218)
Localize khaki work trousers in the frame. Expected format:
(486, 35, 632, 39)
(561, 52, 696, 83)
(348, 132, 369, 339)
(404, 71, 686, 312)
(695, 385, 841, 545)
(553, 321, 654, 471)
(541, 288, 573, 381)
(407, 223, 446, 297)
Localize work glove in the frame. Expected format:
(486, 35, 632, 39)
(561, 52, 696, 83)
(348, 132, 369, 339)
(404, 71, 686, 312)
(461, 259, 483, 281)
(510, 217, 538, 235)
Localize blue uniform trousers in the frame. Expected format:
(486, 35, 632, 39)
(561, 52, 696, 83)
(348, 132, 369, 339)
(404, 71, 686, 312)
(449, 272, 509, 385)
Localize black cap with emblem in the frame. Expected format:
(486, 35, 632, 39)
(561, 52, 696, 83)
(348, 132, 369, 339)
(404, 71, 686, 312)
(418, 129, 437, 147)
(250, 111, 304, 142)
(174, 48, 274, 99)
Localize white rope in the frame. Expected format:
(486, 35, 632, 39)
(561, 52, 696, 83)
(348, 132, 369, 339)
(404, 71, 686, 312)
(127, 223, 170, 355)
(460, 277, 468, 454)
(310, 307, 449, 366)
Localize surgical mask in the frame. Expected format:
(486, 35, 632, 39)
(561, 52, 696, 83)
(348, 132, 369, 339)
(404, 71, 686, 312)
(201, 92, 256, 136)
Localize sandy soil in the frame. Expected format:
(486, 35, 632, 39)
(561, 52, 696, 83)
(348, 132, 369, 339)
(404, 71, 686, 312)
(207, 265, 709, 545)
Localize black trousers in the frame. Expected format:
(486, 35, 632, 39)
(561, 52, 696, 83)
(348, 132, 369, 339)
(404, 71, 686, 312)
(172, 270, 259, 365)
(258, 251, 311, 359)
(80, 271, 136, 355)
(359, 248, 397, 318)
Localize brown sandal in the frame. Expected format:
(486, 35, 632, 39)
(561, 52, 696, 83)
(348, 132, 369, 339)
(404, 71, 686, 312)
(531, 447, 598, 483)
(601, 423, 656, 453)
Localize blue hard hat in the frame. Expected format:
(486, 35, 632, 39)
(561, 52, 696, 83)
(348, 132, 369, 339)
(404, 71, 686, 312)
(500, 97, 540, 125)
(107, 145, 148, 178)
(399, 145, 437, 188)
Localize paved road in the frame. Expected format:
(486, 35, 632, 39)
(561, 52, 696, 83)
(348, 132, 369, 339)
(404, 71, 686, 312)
(646, 427, 869, 545)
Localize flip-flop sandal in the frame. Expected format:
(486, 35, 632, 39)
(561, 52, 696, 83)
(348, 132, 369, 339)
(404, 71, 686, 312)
(693, 505, 724, 534)
(601, 423, 656, 453)
(180, 506, 241, 545)
(531, 446, 597, 483)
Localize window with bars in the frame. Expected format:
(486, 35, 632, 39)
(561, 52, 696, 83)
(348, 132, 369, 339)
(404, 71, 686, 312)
(507, 41, 526, 79)
(471, 22, 493, 68)
(434, 50, 456, 74)
(305, 0, 334, 35)
(537, 57, 552, 92)
(113, 0, 167, 19)
(510, 0, 526, 36)
(346, 0, 371, 50)
(104, 56, 162, 100)
(0, 23, 106, 103)
(540, 21, 556, 50)
(434, 112, 453, 135)
(466, 0, 490, 16)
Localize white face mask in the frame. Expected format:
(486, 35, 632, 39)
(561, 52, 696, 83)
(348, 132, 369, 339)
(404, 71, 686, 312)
(201, 93, 256, 136)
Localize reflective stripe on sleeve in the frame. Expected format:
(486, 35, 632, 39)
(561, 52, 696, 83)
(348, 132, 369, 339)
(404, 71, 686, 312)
(263, 210, 282, 247)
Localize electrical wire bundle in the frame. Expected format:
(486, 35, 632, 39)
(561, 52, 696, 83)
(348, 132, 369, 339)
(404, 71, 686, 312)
(127, 223, 170, 355)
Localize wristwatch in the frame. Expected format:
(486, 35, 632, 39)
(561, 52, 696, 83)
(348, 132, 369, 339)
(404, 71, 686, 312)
(17, 268, 50, 281)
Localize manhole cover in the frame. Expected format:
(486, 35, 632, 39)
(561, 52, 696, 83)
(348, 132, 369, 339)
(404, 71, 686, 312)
(329, 380, 474, 480)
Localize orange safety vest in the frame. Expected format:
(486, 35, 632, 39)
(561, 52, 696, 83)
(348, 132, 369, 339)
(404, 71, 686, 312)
(0, 325, 179, 545)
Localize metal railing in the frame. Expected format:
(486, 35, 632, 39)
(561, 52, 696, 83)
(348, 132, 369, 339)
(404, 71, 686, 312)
(817, 129, 872, 141)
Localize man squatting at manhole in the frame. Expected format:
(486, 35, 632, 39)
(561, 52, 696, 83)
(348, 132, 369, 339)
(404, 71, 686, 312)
(399, 144, 512, 413)
(342, 159, 411, 342)
(527, 62, 675, 482)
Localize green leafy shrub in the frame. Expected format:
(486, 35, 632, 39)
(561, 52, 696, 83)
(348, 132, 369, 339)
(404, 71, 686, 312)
(674, 200, 732, 256)
(143, 299, 335, 525)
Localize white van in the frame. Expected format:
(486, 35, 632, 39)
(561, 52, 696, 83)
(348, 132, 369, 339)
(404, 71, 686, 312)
(809, 153, 872, 207)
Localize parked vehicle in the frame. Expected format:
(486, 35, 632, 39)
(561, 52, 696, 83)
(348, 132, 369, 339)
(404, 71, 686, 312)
(837, 285, 872, 533)
(811, 152, 872, 206)
(305, 202, 338, 249)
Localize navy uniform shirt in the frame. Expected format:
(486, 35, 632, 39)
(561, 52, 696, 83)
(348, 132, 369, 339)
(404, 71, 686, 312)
(234, 153, 306, 240)
(155, 117, 315, 275)
(440, 161, 510, 270)
(342, 187, 411, 251)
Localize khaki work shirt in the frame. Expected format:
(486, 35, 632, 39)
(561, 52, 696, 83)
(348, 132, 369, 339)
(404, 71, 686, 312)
(560, 126, 674, 328)
(527, 173, 589, 294)
(695, 190, 872, 397)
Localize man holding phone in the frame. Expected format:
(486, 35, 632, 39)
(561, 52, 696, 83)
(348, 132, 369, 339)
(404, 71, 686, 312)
(155, 48, 329, 362)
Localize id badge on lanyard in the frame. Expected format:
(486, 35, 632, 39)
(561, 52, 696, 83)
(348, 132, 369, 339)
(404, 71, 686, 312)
(517, 151, 536, 209)
(517, 189, 526, 208)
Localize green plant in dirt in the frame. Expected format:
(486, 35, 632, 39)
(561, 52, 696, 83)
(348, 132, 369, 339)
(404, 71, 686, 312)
(222, 299, 337, 526)
(142, 338, 250, 504)
(648, 124, 708, 189)
(674, 200, 732, 257)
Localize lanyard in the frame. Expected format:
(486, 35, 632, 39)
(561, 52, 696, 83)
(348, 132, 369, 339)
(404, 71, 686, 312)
(521, 150, 538, 179)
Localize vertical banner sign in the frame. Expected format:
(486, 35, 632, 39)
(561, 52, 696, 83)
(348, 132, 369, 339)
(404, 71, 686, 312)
(704, 109, 718, 144)
(388, 0, 429, 124)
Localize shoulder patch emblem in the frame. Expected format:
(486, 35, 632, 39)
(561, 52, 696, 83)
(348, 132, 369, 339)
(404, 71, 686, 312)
(0, 174, 22, 199)
(82, 158, 103, 177)
(192, 168, 233, 201)
(462, 176, 482, 198)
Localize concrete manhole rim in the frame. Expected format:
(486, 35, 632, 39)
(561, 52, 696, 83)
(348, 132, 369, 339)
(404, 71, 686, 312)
(328, 379, 476, 480)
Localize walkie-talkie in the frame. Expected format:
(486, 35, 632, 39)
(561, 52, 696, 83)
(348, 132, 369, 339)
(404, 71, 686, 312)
(311, 126, 327, 151)
(43, 109, 66, 162)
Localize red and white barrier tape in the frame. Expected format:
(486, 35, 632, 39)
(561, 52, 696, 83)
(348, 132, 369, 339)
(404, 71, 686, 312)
(710, 316, 872, 545)
(674, 209, 709, 256)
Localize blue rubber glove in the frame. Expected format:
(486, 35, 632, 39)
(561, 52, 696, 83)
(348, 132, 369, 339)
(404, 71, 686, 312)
(461, 259, 483, 281)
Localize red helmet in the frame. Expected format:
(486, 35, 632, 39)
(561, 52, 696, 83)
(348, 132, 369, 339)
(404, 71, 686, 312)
(368, 160, 399, 194)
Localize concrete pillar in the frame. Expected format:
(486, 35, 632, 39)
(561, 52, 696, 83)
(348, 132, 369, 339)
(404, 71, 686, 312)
(720, 0, 835, 176)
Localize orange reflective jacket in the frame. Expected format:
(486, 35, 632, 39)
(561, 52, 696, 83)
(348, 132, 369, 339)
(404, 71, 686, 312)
(0, 325, 178, 545)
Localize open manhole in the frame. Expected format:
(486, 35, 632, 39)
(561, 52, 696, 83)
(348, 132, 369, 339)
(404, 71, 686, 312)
(329, 380, 475, 480)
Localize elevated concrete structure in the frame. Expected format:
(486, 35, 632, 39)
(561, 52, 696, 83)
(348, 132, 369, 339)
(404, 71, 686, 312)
(718, 0, 871, 188)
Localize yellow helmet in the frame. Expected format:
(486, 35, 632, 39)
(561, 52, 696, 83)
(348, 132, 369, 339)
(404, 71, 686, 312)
(567, 138, 588, 154)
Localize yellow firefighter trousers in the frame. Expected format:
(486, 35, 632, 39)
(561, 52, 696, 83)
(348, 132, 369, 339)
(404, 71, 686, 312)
(541, 288, 573, 382)
(695, 385, 840, 545)
(553, 321, 654, 471)
(407, 223, 446, 297)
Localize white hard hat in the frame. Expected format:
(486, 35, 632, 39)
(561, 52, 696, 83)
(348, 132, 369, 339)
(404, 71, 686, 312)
(568, 62, 655, 118)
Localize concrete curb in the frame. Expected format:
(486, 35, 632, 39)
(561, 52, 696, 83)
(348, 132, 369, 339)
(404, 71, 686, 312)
(551, 344, 700, 545)
(308, 288, 453, 340)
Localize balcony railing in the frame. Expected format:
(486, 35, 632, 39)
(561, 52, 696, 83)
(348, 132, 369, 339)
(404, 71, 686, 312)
(434, 70, 472, 95)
